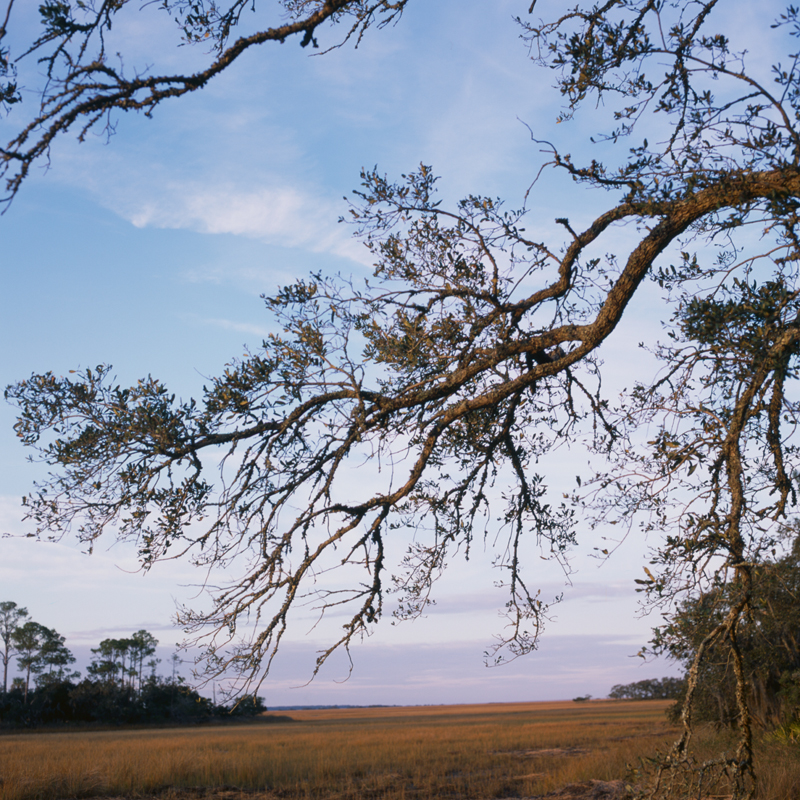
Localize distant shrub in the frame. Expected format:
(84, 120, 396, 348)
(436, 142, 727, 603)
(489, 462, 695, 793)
(608, 677, 685, 700)
(222, 693, 268, 717)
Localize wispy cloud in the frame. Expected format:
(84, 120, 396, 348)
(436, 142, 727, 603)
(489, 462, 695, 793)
(48, 127, 370, 272)
(121, 180, 366, 264)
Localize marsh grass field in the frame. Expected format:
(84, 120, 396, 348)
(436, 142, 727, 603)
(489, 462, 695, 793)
(1, 700, 799, 800)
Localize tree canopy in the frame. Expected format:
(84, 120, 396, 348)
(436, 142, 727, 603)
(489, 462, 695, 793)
(5, 1, 800, 797)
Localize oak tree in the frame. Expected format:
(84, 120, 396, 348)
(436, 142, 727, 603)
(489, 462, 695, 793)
(5, 1, 800, 797)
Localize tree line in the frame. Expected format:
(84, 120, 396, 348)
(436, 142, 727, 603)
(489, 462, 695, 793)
(608, 677, 686, 702)
(0, 602, 265, 727)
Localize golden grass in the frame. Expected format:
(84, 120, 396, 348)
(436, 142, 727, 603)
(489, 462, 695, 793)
(0, 700, 798, 800)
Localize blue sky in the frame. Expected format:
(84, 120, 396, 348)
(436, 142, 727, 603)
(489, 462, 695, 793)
(0, 0, 719, 703)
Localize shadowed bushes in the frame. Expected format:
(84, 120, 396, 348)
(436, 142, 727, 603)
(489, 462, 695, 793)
(0, 677, 265, 728)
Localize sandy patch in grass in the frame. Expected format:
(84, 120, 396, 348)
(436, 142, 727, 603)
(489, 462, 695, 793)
(533, 779, 635, 798)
